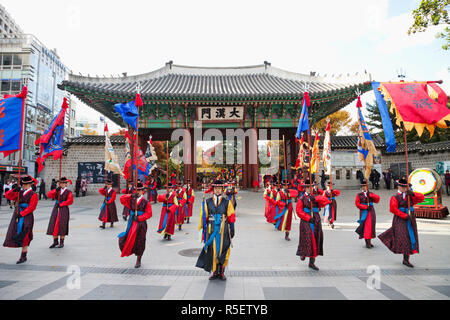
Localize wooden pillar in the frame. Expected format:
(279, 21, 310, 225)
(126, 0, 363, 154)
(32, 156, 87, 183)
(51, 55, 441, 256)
(243, 137, 249, 189)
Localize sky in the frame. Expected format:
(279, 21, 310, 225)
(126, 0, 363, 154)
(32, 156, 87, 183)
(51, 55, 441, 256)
(3, 0, 449, 135)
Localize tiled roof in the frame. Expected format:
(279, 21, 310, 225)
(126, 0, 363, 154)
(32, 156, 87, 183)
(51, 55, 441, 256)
(317, 134, 385, 149)
(61, 63, 372, 98)
(67, 135, 126, 145)
(389, 140, 450, 154)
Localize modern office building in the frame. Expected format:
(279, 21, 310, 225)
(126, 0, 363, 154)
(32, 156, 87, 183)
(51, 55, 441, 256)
(0, 34, 70, 177)
(0, 4, 23, 39)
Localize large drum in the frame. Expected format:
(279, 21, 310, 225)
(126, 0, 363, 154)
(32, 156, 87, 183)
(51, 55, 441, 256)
(408, 168, 442, 195)
(408, 168, 448, 219)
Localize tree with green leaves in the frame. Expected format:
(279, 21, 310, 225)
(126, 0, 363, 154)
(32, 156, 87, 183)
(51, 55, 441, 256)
(408, 0, 450, 50)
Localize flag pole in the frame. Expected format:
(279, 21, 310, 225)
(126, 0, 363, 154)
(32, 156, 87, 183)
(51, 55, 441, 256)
(15, 87, 27, 223)
(402, 122, 412, 216)
(166, 141, 169, 194)
(134, 84, 142, 212)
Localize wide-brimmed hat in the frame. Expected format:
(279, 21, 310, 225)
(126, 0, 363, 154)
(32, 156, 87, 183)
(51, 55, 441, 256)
(136, 182, 146, 190)
(302, 179, 316, 187)
(360, 179, 369, 186)
(212, 179, 225, 187)
(397, 177, 410, 187)
(105, 178, 113, 184)
(59, 177, 72, 184)
(166, 182, 175, 189)
(20, 175, 35, 185)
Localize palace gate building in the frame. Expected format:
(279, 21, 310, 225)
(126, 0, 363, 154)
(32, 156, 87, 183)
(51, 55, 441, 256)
(59, 62, 372, 189)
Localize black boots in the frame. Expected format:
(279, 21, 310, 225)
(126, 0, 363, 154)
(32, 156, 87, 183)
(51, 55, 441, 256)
(186, 218, 190, 224)
(123, 215, 127, 221)
(58, 239, 64, 248)
(308, 258, 319, 271)
(178, 225, 182, 231)
(403, 255, 414, 268)
(135, 256, 142, 268)
(49, 238, 59, 248)
(110, 223, 114, 228)
(16, 251, 27, 264)
(285, 232, 290, 241)
(365, 239, 373, 249)
(99, 222, 106, 229)
(163, 234, 171, 241)
(209, 265, 226, 280)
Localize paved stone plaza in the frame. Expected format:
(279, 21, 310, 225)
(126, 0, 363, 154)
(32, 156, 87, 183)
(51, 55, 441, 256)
(0, 189, 449, 300)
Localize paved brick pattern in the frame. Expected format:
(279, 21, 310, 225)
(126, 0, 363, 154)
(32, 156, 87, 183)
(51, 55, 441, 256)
(0, 189, 449, 300)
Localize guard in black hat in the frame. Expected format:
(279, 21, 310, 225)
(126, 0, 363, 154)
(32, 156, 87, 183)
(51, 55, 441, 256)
(121, 180, 135, 221)
(355, 179, 380, 248)
(3, 175, 38, 264)
(46, 177, 74, 248)
(378, 177, 425, 267)
(196, 179, 236, 281)
(295, 179, 331, 270)
(157, 182, 179, 240)
(225, 179, 238, 209)
(184, 179, 195, 224)
(273, 180, 298, 241)
(147, 175, 158, 204)
(98, 178, 118, 229)
(118, 181, 153, 268)
(322, 181, 341, 229)
(176, 182, 187, 231)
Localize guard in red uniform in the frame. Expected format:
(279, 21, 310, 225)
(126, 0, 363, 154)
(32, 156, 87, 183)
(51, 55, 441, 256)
(148, 176, 158, 203)
(98, 179, 118, 229)
(264, 181, 277, 224)
(176, 182, 187, 231)
(355, 179, 380, 248)
(185, 179, 195, 224)
(157, 183, 178, 240)
(3, 176, 38, 264)
(118, 182, 152, 268)
(322, 182, 341, 229)
(378, 177, 425, 268)
(121, 180, 135, 221)
(46, 177, 74, 248)
(296, 179, 331, 270)
(274, 181, 298, 241)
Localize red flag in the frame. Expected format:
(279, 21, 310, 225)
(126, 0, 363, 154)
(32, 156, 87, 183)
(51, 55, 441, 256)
(379, 82, 449, 137)
(104, 123, 109, 132)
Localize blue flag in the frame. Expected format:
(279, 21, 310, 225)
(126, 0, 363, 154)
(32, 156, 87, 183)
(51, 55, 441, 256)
(0, 88, 27, 157)
(372, 82, 396, 153)
(296, 98, 309, 138)
(115, 100, 138, 130)
(35, 98, 68, 173)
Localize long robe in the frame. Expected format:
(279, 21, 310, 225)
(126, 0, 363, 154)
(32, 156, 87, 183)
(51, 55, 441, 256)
(46, 188, 73, 236)
(196, 196, 235, 273)
(98, 188, 118, 223)
(264, 188, 277, 224)
(323, 189, 341, 224)
(355, 191, 380, 239)
(157, 191, 178, 236)
(3, 189, 38, 248)
(121, 187, 135, 218)
(296, 194, 331, 258)
(274, 189, 298, 232)
(147, 180, 157, 202)
(185, 187, 195, 218)
(176, 188, 187, 226)
(118, 194, 152, 257)
(378, 191, 424, 255)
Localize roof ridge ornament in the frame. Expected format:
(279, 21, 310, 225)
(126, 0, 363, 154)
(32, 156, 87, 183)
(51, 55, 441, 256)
(355, 88, 362, 97)
(303, 81, 310, 92)
(136, 81, 142, 94)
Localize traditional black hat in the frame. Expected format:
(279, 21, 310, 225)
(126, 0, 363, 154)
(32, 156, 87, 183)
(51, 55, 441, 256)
(105, 178, 113, 184)
(166, 182, 174, 189)
(212, 179, 225, 187)
(360, 179, 368, 186)
(302, 179, 316, 187)
(21, 175, 35, 185)
(397, 177, 409, 187)
(136, 182, 145, 190)
(59, 177, 72, 184)
(177, 181, 184, 186)
(186, 179, 191, 183)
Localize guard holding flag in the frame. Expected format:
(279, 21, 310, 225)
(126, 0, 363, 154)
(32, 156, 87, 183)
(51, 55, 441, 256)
(322, 182, 340, 229)
(118, 182, 152, 268)
(274, 181, 297, 241)
(176, 182, 188, 231)
(355, 179, 380, 248)
(121, 180, 135, 221)
(196, 180, 235, 281)
(378, 178, 424, 267)
(98, 179, 118, 229)
(3, 175, 38, 264)
(296, 179, 331, 270)
(46, 177, 74, 248)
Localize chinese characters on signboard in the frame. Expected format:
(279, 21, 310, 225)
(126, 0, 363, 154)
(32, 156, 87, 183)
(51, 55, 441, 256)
(197, 106, 244, 121)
